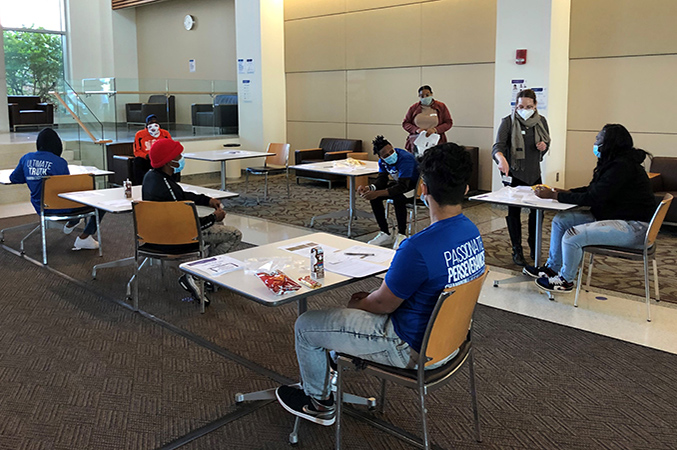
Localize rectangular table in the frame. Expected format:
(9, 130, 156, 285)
(469, 186, 577, 298)
(59, 183, 239, 296)
(183, 150, 275, 190)
(289, 161, 380, 237)
(0, 164, 113, 185)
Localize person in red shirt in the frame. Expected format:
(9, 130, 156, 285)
(133, 114, 172, 185)
(402, 85, 453, 155)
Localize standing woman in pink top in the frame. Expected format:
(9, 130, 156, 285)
(402, 85, 453, 154)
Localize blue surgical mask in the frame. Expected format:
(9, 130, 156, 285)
(174, 155, 185, 173)
(421, 193, 429, 208)
(420, 96, 433, 106)
(593, 145, 601, 158)
(383, 152, 398, 165)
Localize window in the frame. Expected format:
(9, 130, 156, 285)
(1, 0, 66, 99)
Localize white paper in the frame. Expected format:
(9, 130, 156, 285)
(325, 258, 384, 278)
(338, 245, 394, 264)
(246, 58, 254, 74)
(189, 59, 196, 73)
(279, 241, 339, 258)
(241, 79, 252, 102)
(186, 255, 244, 277)
(413, 131, 440, 157)
(237, 58, 244, 74)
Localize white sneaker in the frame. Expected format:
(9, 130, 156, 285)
(367, 231, 394, 247)
(392, 234, 407, 250)
(63, 219, 81, 235)
(73, 235, 99, 250)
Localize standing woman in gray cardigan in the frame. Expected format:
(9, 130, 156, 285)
(492, 89, 550, 266)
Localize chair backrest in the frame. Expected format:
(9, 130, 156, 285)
(266, 143, 290, 167)
(147, 95, 167, 104)
(319, 138, 362, 153)
(132, 201, 201, 246)
(646, 193, 673, 247)
(41, 174, 96, 211)
(214, 94, 238, 105)
(420, 269, 488, 367)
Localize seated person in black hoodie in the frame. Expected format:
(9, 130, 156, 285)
(524, 124, 656, 293)
(142, 139, 242, 303)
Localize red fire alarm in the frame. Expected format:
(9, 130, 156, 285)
(516, 49, 527, 65)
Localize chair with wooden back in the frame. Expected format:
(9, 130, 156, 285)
(20, 174, 101, 265)
(575, 193, 673, 322)
(244, 143, 291, 201)
(132, 200, 207, 312)
(335, 269, 489, 450)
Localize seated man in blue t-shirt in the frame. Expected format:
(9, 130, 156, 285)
(276, 142, 485, 426)
(358, 135, 419, 249)
(9, 128, 103, 250)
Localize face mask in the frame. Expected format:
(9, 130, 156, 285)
(383, 152, 398, 165)
(420, 96, 433, 106)
(421, 193, 430, 208)
(147, 123, 161, 138)
(517, 109, 535, 120)
(593, 145, 602, 159)
(173, 155, 185, 174)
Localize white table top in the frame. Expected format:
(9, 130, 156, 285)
(289, 160, 380, 177)
(469, 186, 578, 211)
(179, 232, 394, 307)
(59, 183, 238, 213)
(0, 165, 113, 185)
(182, 150, 275, 162)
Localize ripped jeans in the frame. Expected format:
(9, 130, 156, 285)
(294, 308, 412, 399)
(545, 210, 648, 282)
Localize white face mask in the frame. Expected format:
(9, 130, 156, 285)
(420, 96, 433, 106)
(147, 123, 161, 138)
(517, 109, 535, 121)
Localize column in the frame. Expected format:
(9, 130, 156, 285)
(0, 29, 9, 133)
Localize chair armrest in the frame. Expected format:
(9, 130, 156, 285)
(347, 152, 368, 160)
(113, 155, 134, 161)
(295, 148, 323, 164)
(112, 155, 134, 185)
(650, 174, 664, 192)
(324, 150, 351, 161)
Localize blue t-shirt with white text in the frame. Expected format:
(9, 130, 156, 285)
(378, 148, 419, 182)
(10, 151, 70, 213)
(385, 214, 485, 353)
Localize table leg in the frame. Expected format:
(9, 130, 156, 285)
(534, 209, 543, 267)
(221, 161, 227, 191)
(348, 177, 356, 237)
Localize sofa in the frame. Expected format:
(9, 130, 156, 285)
(649, 156, 677, 224)
(8, 96, 54, 131)
(294, 138, 362, 188)
(125, 95, 175, 126)
(191, 94, 238, 135)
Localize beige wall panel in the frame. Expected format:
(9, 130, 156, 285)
(284, 0, 345, 20)
(286, 71, 347, 122)
(568, 56, 677, 134)
(346, 0, 434, 11)
(565, 131, 599, 189)
(446, 126, 495, 191)
(631, 134, 677, 159)
(136, 0, 236, 81)
(347, 67, 421, 125)
(347, 124, 409, 160)
(421, 0, 496, 65)
(346, 5, 421, 70)
(287, 121, 347, 152)
(422, 64, 494, 128)
(285, 15, 346, 72)
(570, 0, 677, 59)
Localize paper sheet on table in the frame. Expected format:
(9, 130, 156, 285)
(279, 241, 339, 258)
(69, 165, 99, 174)
(477, 186, 558, 207)
(185, 255, 245, 277)
(67, 191, 105, 197)
(337, 245, 394, 264)
(413, 131, 440, 157)
(325, 258, 384, 278)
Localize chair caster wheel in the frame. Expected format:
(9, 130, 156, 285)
(235, 393, 244, 404)
(289, 433, 298, 445)
(493, 280, 499, 287)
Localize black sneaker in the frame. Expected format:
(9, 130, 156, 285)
(535, 275, 574, 293)
(275, 385, 336, 426)
(178, 274, 210, 306)
(523, 265, 558, 279)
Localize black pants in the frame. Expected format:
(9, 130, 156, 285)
(371, 194, 408, 235)
(507, 176, 539, 251)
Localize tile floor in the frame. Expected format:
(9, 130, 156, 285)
(3, 194, 676, 357)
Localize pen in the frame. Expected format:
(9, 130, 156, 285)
(345, 252, 374, 256)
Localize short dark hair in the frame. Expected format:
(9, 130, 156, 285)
(516, 89, 537, 103)
(372, 135, 391, 155)
(419, 142, 472, 206)
(418, 85, 433, 95)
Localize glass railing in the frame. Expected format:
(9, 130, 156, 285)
(78, 77, 239, 141)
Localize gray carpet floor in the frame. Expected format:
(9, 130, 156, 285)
(1, 195, 677, 449)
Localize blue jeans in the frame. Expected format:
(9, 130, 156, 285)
(66, 209, 106, 236)
(295, 308, 412, 399)
(546, 211, 648, 282)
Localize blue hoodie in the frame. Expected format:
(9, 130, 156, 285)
(9, 129, 70, 214)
